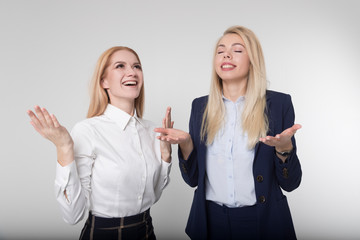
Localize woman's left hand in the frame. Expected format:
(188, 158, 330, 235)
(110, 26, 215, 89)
(159, 107, 174, 163)
(259, 124, 302, 152)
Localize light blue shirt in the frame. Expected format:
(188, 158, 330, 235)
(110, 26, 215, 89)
(205, 96, 256, 207)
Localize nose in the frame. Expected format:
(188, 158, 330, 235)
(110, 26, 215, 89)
(223, 50, 231, 59)
(126, 66, 137, 77)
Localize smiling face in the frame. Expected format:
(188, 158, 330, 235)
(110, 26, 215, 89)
(214, 33, 250, 84)
(101, 50, 143, 106)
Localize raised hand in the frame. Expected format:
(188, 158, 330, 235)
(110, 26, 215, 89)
(154, 111, 193, 160)
(259, 124, 302, 152)
(159, 107, 174, 163)
(27, 105, 74, 166)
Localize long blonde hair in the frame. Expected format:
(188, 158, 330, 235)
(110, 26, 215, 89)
(201, 26, 268, 149)
(87, 46, 145, 118)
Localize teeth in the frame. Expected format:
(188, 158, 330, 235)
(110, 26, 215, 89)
(123, 81, 137, 86)
(222, 65, 234, 69)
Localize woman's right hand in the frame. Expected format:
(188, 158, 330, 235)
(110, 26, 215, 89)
(27, 105, 74, 166)
(154, 126, 193, 160)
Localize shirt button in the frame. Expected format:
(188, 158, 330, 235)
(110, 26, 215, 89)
(138, 196, 142, 200)
(259, 196, 266, 203)
(228, 175, 233, 179)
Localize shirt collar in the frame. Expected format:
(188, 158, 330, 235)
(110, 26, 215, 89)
(103, 104, 144, 130)
(222, 94, 245, 104)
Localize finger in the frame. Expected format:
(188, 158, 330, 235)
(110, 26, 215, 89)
(291, 124, 302, 133)
(27, 110, 43, 129)
(171, 121, 174, 128)
(259, 136, 278, 146)
(283, 124, 302, 137)
(51, 114, 60, 128)
(162, 118, 166, 129)
(154, 128, 168, 134)
(34, 105, 48, 127)
(167, 107, 172, 128)
(41, 107, 54, 127)
(29, 121, 46, 138)
(165, 106, 171, 128)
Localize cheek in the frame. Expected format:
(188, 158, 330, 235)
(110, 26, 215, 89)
(214, 58, 222, 72)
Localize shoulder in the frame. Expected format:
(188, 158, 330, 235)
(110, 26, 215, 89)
(71, 115, 104, 135)
(191, 95, 208, 108)
(138, 117, 156, 129)
(266, 90, 292, 106)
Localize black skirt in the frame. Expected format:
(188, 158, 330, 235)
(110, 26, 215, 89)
(79, 209, 156, 240)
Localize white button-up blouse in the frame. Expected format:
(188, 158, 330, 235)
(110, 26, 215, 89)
(54, 104, 171, 224)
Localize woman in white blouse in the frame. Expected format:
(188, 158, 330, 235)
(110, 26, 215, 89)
(27, 46, 172, 240)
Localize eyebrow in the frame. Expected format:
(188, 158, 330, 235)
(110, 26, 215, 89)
(218, 43, 245, 48)
(112, 61, 141, 65)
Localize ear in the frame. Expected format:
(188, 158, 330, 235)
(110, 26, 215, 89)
(101, 78, 109, 89)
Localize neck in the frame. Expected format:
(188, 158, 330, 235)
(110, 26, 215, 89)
(222, 78, 248, 102)
(109, 98, 135, 116)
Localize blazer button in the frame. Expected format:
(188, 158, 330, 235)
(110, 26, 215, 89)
(256, 175, 264, 183)
(181, 163, 187, 174)
(282, 168, 289, 179)
(259, 196, 266, 203)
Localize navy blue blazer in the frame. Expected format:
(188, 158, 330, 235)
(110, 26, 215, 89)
(178, 90, 302, 240)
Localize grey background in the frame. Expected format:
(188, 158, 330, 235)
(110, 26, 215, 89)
(1, 0, 359, 239)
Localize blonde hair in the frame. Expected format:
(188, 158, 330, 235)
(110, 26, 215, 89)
(201, 26, 268, 149)
(87, 46, 145, 118)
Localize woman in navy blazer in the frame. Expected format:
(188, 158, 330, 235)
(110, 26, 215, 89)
(156, 26, 302, 239)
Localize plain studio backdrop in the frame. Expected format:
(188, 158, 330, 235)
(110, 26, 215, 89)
(1, 0, 359, 239)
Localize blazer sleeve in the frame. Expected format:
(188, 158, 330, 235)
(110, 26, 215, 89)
(178, 99, 199, 188)
(274, 94, 302, 192)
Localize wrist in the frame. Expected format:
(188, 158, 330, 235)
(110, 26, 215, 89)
(162, 156, 172, 163)
(56, 142, 74, 167)
(56, 139, 74, 152)
(179, 136, 193, 160)
(275, 148, 293, 158)
(275, 144, 293, 153)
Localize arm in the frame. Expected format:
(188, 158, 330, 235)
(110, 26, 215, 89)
(55, 121, 96, 224)
(154, 100, 199, 187)
(259, 96, 302, 192)
(27, 106, 90, 224)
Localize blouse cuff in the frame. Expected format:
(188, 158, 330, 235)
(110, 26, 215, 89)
(55, 161, 79, 190)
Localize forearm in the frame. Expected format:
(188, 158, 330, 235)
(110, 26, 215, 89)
(275, 147, 302, 192)
(179, 137, 194, 160)
(56, 143, 74, 167)
(275, 142, 293, 163)
(55, 161, 88, 225)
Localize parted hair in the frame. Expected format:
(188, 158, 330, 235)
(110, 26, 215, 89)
(200, 26, 268, 149)
(87, 46, 144, 118)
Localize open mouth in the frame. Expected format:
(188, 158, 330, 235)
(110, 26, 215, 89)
(122, 80, 138, 86)
(221, 64, 236, 69)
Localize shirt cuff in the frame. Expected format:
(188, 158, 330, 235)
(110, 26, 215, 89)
(162, 160, 172, 175)
(55, 161, 79, 190)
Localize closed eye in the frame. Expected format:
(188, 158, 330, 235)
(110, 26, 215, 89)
(115, 64, 125, 68)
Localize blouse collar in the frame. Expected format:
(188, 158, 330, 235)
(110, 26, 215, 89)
(103, 104, 144, 130)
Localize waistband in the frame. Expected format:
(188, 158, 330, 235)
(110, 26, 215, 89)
(88, 209, 150, 229)
(206, 200, 257, 217)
